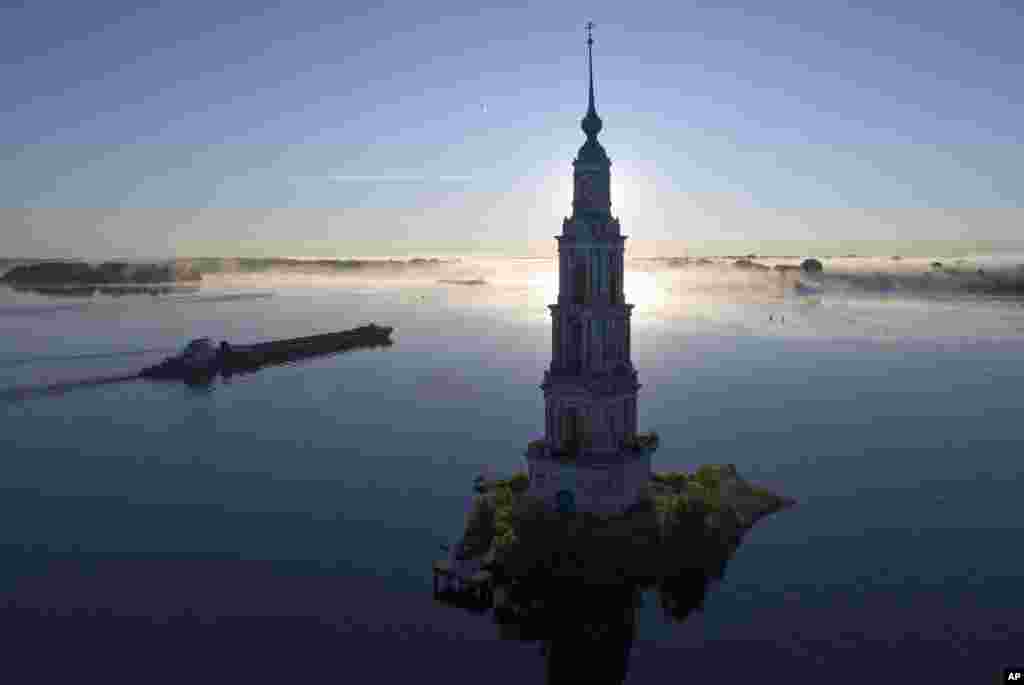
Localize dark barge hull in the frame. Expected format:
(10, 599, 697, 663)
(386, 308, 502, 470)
(140, 324, 393, 380)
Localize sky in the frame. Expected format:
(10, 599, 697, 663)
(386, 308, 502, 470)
(2, 0, 1024, 258)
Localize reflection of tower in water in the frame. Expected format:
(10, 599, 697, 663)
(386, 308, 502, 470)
(524, 21, 657, 516)
(491, 548, 741, 685)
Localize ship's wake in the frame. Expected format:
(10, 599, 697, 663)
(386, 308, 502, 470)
(0, 373, 141, 403)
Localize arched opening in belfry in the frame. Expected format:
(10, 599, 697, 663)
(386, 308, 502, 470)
(561, 407, 584, 454)
(570, 320, 583, 373)
(573, 258, 588, 304)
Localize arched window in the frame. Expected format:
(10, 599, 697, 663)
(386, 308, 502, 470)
(561, 407, 584, 454)
(573, 258, 587, 304)
(552, 318, 560, 365)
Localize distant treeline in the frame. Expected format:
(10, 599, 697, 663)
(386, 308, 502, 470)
(184, 257, 459, 274)
(640, 255, 1024, 295)
(1, 261, 201, 285)
(0, 257, 461, 285)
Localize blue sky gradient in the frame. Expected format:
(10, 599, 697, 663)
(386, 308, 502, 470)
(3, 0, 1023, 256)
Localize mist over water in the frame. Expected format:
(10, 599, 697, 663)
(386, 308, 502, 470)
(5, 252, 1024, 414)
(201, 252, 1024, 336)
(4, 253, 1024, 391)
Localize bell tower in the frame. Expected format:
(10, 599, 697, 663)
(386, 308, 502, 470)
(525, 23, 656, 516)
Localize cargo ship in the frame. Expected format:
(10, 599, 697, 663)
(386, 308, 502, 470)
(139, 324, 394, 381)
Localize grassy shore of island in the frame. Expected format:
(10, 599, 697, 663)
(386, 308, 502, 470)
(455, 464, 794, 587)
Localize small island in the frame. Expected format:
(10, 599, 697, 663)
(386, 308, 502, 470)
(433, 465, 793, 682)
(435, 464, 793, 600)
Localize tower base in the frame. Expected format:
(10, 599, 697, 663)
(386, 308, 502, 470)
(525, 446, 653, 516)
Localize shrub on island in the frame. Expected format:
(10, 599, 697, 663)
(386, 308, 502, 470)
(622, 431, 659, 452)
(800, 258, 823, 273)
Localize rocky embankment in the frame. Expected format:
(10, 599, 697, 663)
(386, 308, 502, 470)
(2, 261, 201, 285)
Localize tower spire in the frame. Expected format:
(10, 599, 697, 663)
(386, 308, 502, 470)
(587, 21, 596, 116)
(581, 21, 602, 139)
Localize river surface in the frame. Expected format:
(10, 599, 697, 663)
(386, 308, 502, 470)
(1, 258, 1021, 682)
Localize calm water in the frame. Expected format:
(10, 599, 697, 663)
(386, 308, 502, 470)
(1, 261, 1022, 681)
